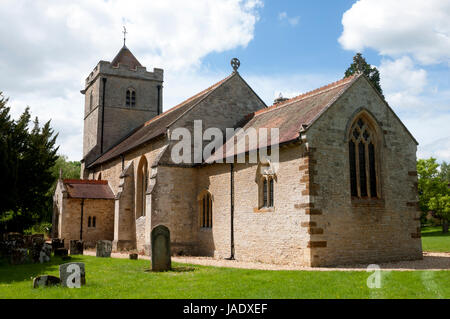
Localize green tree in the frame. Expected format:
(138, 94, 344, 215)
(0, 92, 59, 233)
(440, 161, 450, 183)
(417, 158, 450, 232)
(345, 53, 383, 96)
(429, 194, 450, 233)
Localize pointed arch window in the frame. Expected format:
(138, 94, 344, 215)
(136, 156, 148, 218)
(349, 117, 379, 199)
(199, 191, 213, 229)
(258, 163, 275, 209)
(89, 92, 94, 111)
(126, 88, 136, 107)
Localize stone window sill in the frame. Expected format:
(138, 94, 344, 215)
(253, 207, 274, 213)
(351, 197, 385, 208)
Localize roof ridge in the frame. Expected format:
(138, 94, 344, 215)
(143, 72, 235, 127)
(254, 74, 359, 117)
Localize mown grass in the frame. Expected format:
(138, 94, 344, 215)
(422, 226, 450, 252)
(0, 255, 449, 299)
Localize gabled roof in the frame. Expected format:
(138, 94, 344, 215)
(207, 74, 360, 162)
(88, 72, 236, 167)
(111, 45, 142, 69)
(63, 179, 115, 199)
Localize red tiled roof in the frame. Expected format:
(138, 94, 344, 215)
(88, 73, 236, 167)
(207, 74, 360, 162)
(111, 45, 142, 69)
(63, 179, 115, 199)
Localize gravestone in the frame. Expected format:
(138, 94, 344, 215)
(33, 275, 60, 288)
(23, 235, 33, 248)
(129, 253, 138, 260)
(39, 243, 52, 264)
(31, 237, 45, 263)
(51, 238, 64, 252)
(31, 234, 44, 243)
(70, 240, 84, 255)
(59, 262, 86, 288)
(10, 248, 28, 265)
(55, 248, 68, 257)
(151, 225, 171, 271)
(96, 240, 112, 257)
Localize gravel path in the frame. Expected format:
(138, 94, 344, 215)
(83, 250, 450, 271)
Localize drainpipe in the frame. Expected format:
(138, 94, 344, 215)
(227, 163, 235, 260)
(100, 77, 107, 154)
(80, 199, 85, 241)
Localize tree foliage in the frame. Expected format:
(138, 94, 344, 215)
(345, 53, 383, 96)
(0, 92, 59, 233)
(417, 158, 450, 232)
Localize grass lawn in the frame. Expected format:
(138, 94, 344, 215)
(0, 255, 449, 299)
(421, 226, 450, 252)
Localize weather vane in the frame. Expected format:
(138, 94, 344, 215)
(123, 26, 127, 46)
(231, 58, 240, 72)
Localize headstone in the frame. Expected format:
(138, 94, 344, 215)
(33, 275, 60, 288)
(23, 235, 33, 248)
(6, 232, 23, 241)
(96, 240, 112, 257)
(31, 237, 45, 263)
(55, 247, 68, 257)
(31, 234, 44, 243)
(129, 253, 138, 260)
(70, 240, 84, 255)
(59, 262, 85, 288)
(51, 238, 64, 252)
(151, 225, 171, 271)
(39, 243, 52, 264)
(10, 248, 28, 265)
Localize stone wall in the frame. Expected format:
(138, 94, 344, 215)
(58, 198, 115, 248)
(304, 76, 422, 266)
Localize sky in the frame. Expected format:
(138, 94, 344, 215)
(0, 0, 449, 162)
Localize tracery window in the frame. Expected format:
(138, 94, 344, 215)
(258, 163, 275, 209)
(349, 117, 379, 199)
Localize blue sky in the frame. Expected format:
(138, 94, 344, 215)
(0, 0, 449, 162)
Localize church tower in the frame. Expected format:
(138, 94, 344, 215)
(81, 45, 163, 176)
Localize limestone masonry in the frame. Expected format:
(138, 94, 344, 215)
(53, 45, 422, 266)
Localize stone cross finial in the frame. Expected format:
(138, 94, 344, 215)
(231, 58, 240, 72)
(123, 26, 127, 46)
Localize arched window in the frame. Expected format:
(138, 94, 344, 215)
(258, 163, 275, 209)
(93, 216, 96, 228)
(88, 216, 91, 227)
(126, 88, 136, 107)
(348, 116, 379, 199)
(88, 216, 96, 228)
(198, 191, 213, 228)
(136, 156, 148, 218)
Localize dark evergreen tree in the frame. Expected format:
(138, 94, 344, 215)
(345, 53, 383, 97)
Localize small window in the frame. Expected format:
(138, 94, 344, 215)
(126, 89, 136, 107)
(88, 216, 96, 228)
(199, 191, 212, 228)
(89, 92, 93, 111)
(260, 176, 275, 208)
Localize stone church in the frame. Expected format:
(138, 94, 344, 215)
(53, 44, 423, 266)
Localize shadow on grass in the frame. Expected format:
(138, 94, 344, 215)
(422, 228, 450, 238)
(0, 255, 85, 284)
(144, 266, 197, 273)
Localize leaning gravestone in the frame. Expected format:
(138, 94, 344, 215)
(151, 225, 171, 271)
(69, 240, 84, 255)
(39, 243, 52, 264)
(59, 262, 86, 288)
(33, 275, 61, 288)
(51, 238, 64, 252)
(96, 240, 112, 257)
(31, 237, 45, 263)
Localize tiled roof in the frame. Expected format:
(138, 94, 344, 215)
(111, 45, 142, 69)
(63, 179, 115, 199)
(207, 74, 360, 162)
(88, 73, 236, 167)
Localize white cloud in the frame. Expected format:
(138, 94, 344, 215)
(379, 56, 428, 109)
(278, 11, 300, 27)
(339, 0, 450, 65)
(0, 0, 263, 160)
